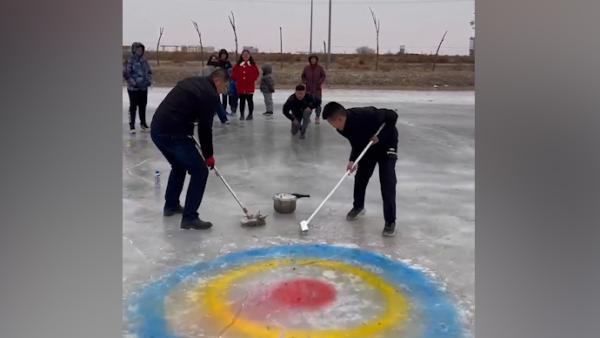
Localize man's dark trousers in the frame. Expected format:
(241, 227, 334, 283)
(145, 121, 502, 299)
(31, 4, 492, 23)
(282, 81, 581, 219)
(151, 133, 209, 220)
(353, 148, 397, 223)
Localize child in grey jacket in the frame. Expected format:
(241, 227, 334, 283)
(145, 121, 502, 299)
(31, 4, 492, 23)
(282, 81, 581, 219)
(260, 64, 275, 116)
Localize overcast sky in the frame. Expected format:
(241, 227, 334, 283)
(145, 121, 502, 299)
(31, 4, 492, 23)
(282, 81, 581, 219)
(123, 0, 474, 55)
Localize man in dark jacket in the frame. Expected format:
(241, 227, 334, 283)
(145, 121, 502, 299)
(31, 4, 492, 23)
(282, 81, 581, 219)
(124, 42, 152, 134)
(282, 85, 316, 139)
(150, 68, 229, 230)
(322, 101, 399, 236)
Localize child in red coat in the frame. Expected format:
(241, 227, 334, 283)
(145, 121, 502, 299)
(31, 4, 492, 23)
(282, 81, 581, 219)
(231, 50, 260, 120)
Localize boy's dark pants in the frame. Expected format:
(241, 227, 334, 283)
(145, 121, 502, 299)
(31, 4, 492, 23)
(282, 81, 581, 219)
(290, 110, 312, 135)
(128, 89, 148, 128)
(151, 132, 209, 220)
(353, 147, 397, 223)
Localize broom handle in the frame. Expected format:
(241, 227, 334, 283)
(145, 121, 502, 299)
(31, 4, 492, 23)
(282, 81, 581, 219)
(303, 123, 385, 226)
(189, 135, 249, 215)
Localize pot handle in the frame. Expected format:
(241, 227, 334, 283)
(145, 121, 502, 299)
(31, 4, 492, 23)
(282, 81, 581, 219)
(292, 193, 310, 198)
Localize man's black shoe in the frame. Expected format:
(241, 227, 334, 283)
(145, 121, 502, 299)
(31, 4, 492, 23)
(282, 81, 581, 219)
(382, 222, 396, 237)
(163, 204, 183, 217)
(181, 218, 213, 230)
(346, 207, 365, 221)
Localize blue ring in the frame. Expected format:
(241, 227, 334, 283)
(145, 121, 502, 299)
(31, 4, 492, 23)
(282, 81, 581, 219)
(126, 244, 465, 338)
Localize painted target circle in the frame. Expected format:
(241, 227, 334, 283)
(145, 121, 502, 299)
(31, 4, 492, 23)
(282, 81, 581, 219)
(127, 244, 465, 338)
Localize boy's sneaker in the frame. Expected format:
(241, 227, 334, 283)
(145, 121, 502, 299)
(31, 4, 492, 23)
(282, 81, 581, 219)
(239, 114, 245, 120)
(315, 117, 320, 124)
(222, 120, 230, 125)
(246, 114, 253, 120)
(140, 126, 150, 132)
(181, 217, 213, 230)
(346, 207, 365, 221)
(163, 204, 183, 217)
(382, 222, 396, 237)
(129, 129, 136, 134)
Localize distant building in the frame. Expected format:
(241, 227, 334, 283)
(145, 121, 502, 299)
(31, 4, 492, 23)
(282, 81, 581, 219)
(159, 45, 215, 53)
(182, 45, 215, 53)
(399, 45, 406, 54)
(243, 46, 259, 53)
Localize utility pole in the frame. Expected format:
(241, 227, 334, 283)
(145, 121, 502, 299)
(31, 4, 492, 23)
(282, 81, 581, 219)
(280, 26, 283, 69)
(309, 0, 314, 54)
(327, 0, 332, 69)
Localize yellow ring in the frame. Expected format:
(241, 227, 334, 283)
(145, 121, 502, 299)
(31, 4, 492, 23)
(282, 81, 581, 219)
(198, 259, 409, 338)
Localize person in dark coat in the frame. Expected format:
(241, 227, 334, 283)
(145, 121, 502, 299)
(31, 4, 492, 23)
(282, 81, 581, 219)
(204, 56, 229, 124)
(150, 68, 229, 230)
(124, 42, 152, 133)
(322, 101, 399, 236)
(217, 49, 234, 113)
(207, 54, 220, 67)
(301, 54, 326, 124)
(282, 84, 316, 139)
(231, 49, 260, 120)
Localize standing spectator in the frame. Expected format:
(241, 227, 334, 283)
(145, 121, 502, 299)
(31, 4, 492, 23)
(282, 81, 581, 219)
(205, 55, 229, 124)
(217, 49, 233, 114)
(260, 64, 275, 116)
(301, 54, 326, 124)
(227, 69, 239, 115)
(207, 54, 220, 67)
(231, 49, 259, 120)
(124, 42, 153, 134)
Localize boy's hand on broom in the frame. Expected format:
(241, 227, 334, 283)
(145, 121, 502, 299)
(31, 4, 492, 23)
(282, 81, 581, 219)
(347, 161, 357, 174)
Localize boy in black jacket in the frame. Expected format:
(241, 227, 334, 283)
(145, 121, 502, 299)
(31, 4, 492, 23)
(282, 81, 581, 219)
(282, 84, 316, 139)
(150, 68, 229, 230)
(322, 101, 399, 236)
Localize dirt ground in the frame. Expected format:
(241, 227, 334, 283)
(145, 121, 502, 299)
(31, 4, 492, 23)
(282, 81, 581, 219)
(127, 52, 474, 90)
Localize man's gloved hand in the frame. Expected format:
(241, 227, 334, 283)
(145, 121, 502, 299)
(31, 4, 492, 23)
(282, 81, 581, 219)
(205, 156, 216, 169)
(292, 119, 300, 127)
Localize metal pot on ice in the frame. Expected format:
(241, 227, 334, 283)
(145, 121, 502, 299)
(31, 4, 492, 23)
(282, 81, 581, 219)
(273, 193, 310, 214)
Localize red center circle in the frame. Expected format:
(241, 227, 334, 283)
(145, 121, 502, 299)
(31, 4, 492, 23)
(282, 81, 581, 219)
(270, 278, 337, 310)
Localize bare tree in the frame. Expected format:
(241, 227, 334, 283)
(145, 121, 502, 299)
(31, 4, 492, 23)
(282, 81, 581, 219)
(155, 27, 164, 66)
(228, 11, 239, 59)
(369, 7, 381, 70)
(191, 21, 204, 66)
(432, 30, 448, 71)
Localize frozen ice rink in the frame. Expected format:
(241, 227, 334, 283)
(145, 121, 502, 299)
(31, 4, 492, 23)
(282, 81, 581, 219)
(123, 87, 474, 337)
